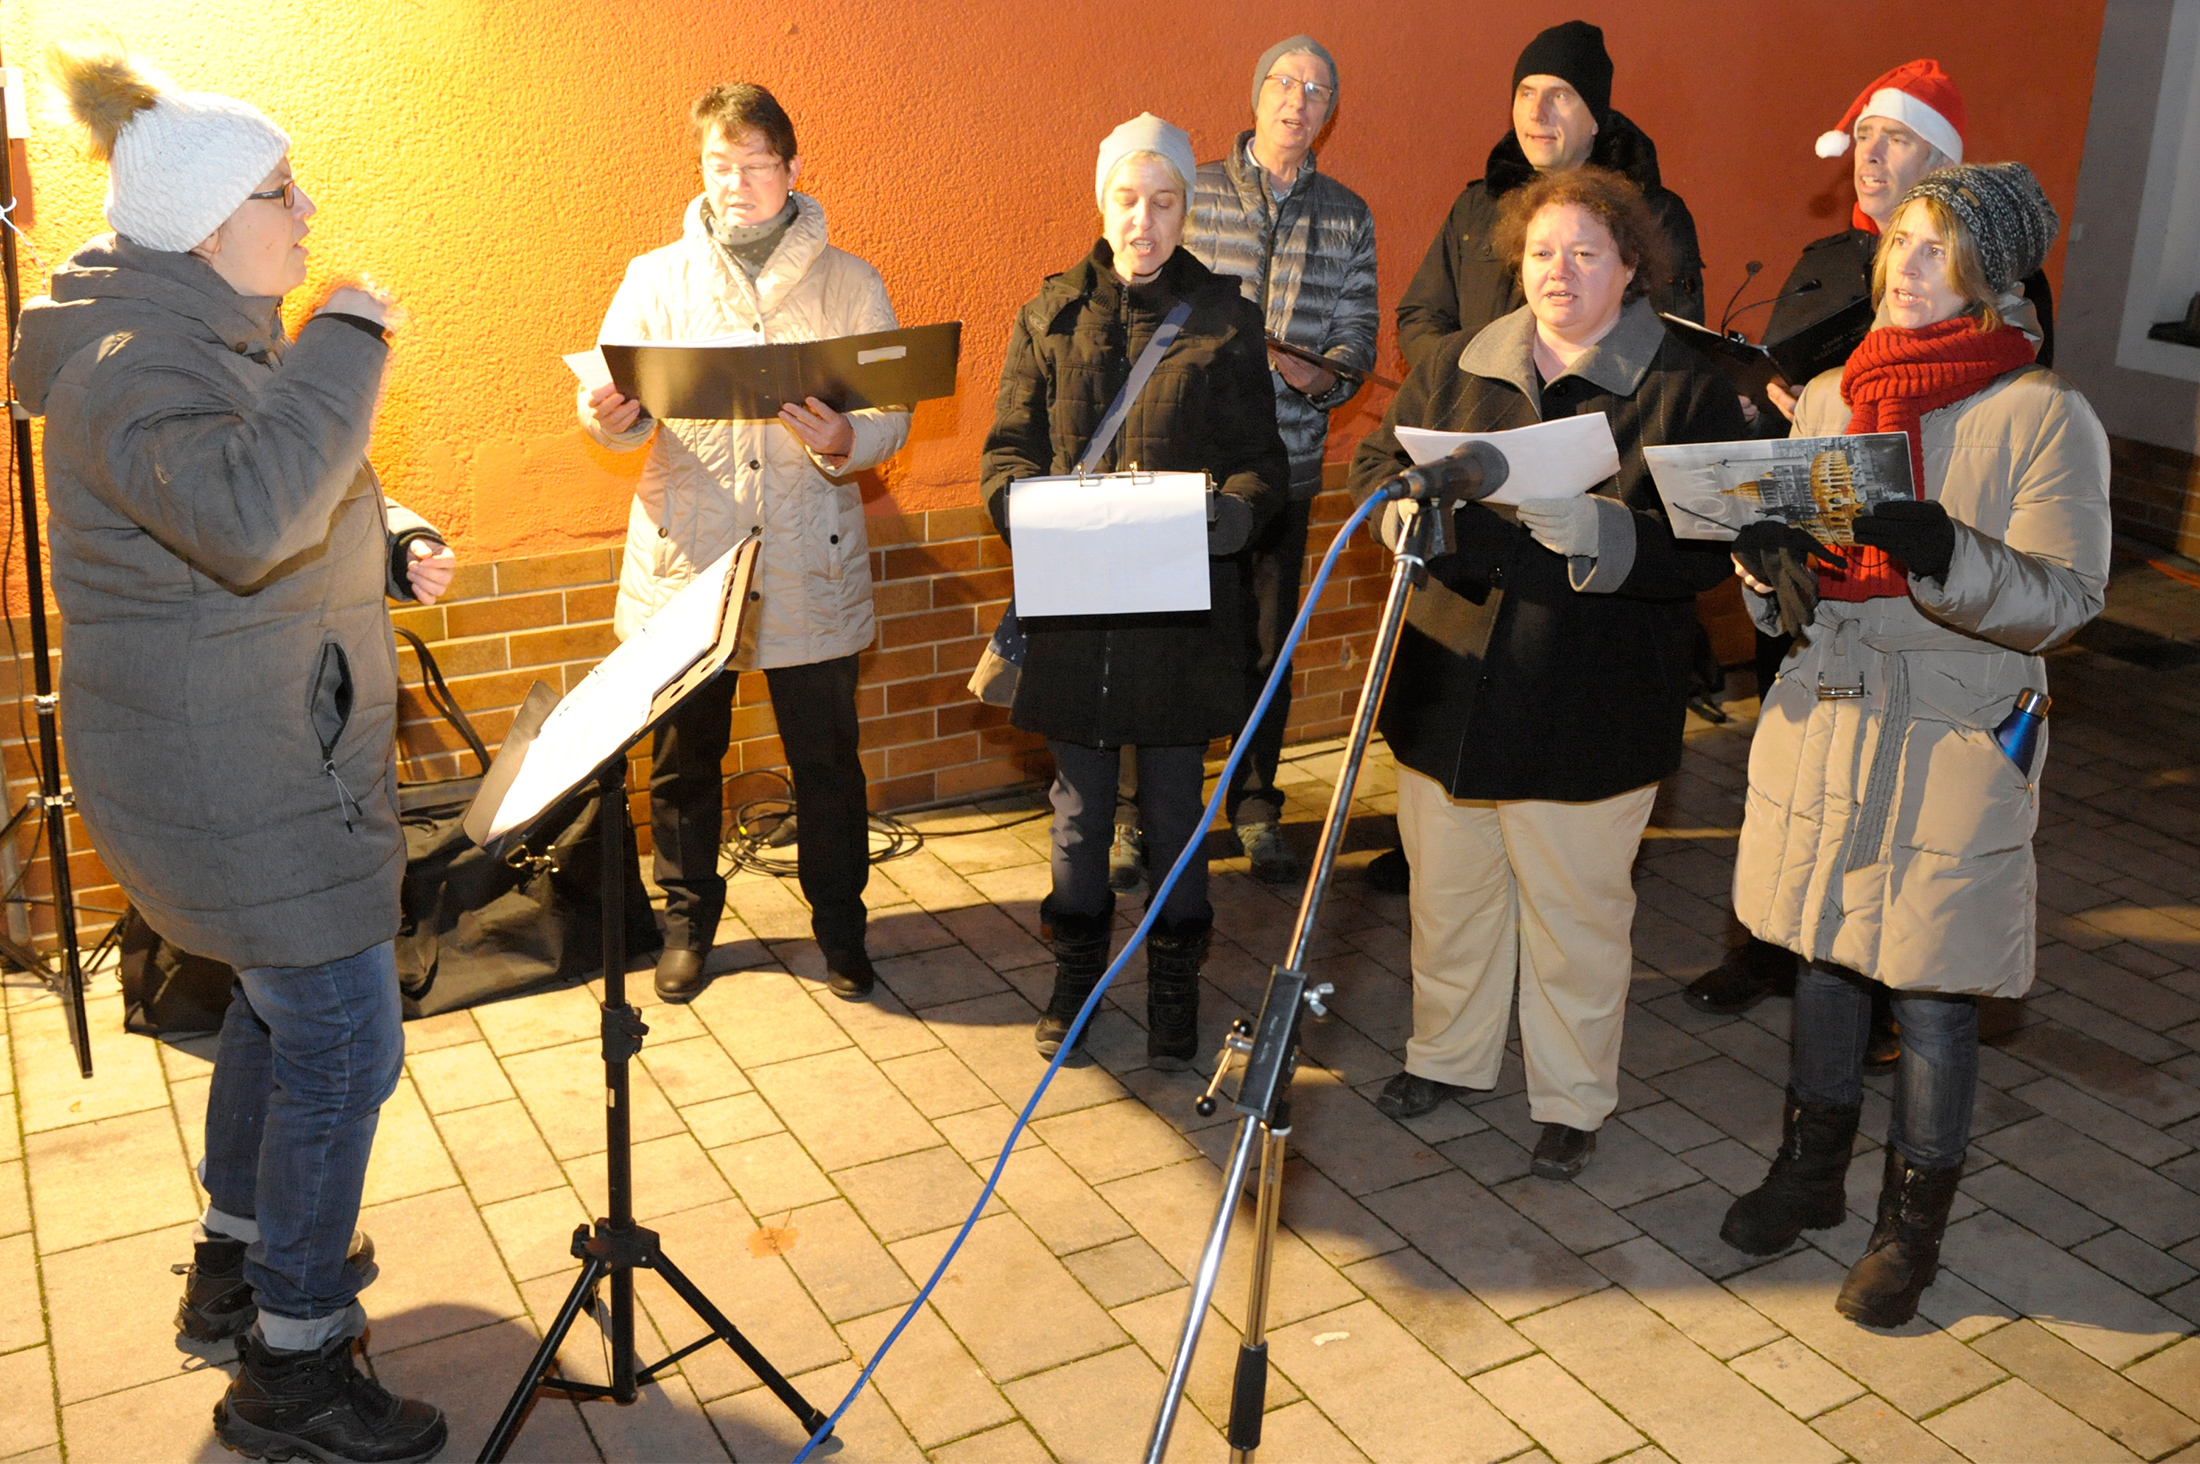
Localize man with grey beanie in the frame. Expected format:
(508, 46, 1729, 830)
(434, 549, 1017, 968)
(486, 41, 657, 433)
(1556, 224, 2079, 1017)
(1165, 34, 1377, 885)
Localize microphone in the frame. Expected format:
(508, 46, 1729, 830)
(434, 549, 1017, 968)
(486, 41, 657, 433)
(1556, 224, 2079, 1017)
(1725, 278, 1824, 334)
(1383, 441, 1509, 502)
(1718, 260, 1764, 336)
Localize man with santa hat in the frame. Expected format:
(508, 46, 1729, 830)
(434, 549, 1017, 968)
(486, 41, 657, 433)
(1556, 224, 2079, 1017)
(1687, 58, 2056, 1022)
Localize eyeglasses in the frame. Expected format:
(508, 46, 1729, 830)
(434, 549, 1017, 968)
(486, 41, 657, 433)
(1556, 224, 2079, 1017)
(1263, 73, 1336, 106)
(704, 162, 788, 184)
(245, 180, 297, 209)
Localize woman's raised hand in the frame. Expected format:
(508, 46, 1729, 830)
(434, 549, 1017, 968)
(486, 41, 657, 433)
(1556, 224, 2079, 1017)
(317, 281, 407, 334)
(581, 382, 645, 434)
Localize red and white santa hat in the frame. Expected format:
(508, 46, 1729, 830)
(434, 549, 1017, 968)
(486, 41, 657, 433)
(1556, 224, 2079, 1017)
(1815, 59, 1967, 164)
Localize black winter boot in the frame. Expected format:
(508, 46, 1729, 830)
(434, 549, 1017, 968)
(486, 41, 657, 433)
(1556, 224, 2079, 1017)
(176, 1231, 377, 1344)
(1035, 907, 1113, 1063)
(215, 1330, 446, 1463)
(1145, 916, 1210, 1070)
(1720, 1092, 1862, 1255)
(1837, 1143, 1964, 1328)
(1685, 937, 1799, 1015)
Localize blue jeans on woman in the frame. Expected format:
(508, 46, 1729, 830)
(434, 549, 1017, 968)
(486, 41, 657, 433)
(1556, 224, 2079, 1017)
(1791, 961, 1978, 1169)
(199, 940, 404, 1351)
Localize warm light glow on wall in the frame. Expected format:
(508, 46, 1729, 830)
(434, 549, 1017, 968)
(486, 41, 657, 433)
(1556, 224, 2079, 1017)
(6, 0, 2107, 577)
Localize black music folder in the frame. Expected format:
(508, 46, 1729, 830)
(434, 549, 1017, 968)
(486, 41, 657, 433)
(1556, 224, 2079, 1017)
(601, 322, 961, 422)
(1661, 314, 1782, 411)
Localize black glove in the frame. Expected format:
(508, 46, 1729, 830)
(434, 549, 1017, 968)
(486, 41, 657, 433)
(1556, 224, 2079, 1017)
(1852, 499, 1955, 584)
(1733, 520, 1844, 641)
(1208, 493, 1254, 556)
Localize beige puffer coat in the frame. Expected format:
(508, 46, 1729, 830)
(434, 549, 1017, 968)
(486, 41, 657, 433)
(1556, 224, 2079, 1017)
(1733, 360, 2111, 996)
(583, 192, 910, 666)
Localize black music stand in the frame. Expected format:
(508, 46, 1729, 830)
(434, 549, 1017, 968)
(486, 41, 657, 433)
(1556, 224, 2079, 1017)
(462, 530, 834, 1461)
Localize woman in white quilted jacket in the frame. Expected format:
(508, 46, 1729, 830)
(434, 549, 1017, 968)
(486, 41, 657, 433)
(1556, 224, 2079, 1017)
(579, 83, 910, 1005)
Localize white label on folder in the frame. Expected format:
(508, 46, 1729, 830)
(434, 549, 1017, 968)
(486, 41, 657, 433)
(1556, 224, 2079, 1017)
(856, 345, 908, 365)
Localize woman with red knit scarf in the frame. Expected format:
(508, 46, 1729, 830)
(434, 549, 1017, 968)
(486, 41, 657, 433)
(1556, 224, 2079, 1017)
(1716, 163, 2111, 1329)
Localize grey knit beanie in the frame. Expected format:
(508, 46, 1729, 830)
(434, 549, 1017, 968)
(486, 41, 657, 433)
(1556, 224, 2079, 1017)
(1095, 113, 1196, 206)
(1251, 36, 1338, 112)
(1901, 162, 2060, 291)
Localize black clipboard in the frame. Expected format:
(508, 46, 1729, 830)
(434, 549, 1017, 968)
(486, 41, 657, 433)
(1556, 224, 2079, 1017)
(1661, 314, 1782, 408)
(1262, 335, 1401, 392)
(602, 322, 962, 422)
(1763, 297, 1874, 390)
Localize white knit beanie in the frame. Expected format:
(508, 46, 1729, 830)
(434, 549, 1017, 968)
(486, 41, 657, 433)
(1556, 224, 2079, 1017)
(1094, 113, 1196, 206)
(107, 91, 291, 251)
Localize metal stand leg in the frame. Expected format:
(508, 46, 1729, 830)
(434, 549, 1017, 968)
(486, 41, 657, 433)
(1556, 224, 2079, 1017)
(479, 766, 834, 1461)
(1146, 497, 1440, 1464)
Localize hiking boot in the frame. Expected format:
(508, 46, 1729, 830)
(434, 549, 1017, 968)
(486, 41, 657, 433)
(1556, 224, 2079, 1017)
(1108, 825, 1146, 893)
(1236, 822, 1300, 885)
(653, 948, 710, 1004)
(1145, 915, 1209, 1070)
(215, 1330, 446, 1463)
(176, 1232, 377, 1344)
(1836, 1143, 1965, 1328)
(1364, 846, 1411, 895)
(822, 945, 876, 1002)
(1684, 938, 1798, 1015)
(1035, 907, 1113, 1064)
(1720, 1091, 1862, 1255)
(1531, 1123, 1597, 1179)
(1374, 1071, 1468, 1120)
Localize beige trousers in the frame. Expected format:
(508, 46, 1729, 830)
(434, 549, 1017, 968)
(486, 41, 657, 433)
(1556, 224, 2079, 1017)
(1395, 768, 1658, 1132)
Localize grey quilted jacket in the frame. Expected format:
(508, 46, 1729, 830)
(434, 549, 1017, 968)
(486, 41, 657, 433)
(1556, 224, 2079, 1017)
(13, 237, 436, 970)
(1187, 134, 1377, 497)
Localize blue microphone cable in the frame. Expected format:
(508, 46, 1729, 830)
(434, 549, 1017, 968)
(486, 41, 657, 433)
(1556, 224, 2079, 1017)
(790, 488, 1388, 1461)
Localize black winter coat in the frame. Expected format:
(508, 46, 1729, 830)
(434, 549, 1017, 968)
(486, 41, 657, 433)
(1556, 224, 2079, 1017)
(1350, 300, 1746, 802)
(982, 243, 1289, 748)
(1395, 112, 1707, 370)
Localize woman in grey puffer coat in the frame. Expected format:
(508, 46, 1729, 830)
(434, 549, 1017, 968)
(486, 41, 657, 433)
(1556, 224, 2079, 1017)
(10, 42, 451, 1462)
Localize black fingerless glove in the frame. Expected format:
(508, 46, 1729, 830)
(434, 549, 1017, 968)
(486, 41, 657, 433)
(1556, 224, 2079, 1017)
(1852, 499, 1955, 584)
(1208, 494, 1254, 556)
(1733, 520, 1844, 641)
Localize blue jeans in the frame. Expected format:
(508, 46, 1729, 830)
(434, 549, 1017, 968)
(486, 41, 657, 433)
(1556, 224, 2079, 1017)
(1791, 961, 1978, 1169)
(200, 941, 404, 1346)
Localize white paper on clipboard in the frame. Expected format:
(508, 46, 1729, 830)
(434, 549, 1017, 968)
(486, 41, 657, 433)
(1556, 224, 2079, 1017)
(1395, 416, 1619, 505)
(1009, 471, 1210, 617)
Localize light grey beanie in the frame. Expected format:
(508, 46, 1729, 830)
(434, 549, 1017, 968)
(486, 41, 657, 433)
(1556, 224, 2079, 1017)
(1251, 36, 1338, 112)
(1094, 113, 1196, 206)
(1901, 162, 2060, 292)
(106, 89, 291, 252)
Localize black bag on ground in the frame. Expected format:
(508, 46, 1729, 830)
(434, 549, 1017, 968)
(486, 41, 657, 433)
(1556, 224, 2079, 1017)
(392, 630, 660, 1018)
(119, 907, 235, 1037)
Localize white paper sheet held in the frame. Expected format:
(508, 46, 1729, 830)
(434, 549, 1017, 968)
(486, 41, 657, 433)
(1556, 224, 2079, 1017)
(562, 348, 613, 394)
(1009, 472, 1210, 617)
(487, 547, 739, 840)
(1394, 415, 1619, 505)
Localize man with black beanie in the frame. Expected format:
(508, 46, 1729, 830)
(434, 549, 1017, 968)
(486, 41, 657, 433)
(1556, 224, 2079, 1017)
(1395, 19, 1706, 369)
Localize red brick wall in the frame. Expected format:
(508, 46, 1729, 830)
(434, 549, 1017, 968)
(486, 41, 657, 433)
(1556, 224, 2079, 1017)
(2110, 436, 2200, 562)
(0, 466, 1385, 951)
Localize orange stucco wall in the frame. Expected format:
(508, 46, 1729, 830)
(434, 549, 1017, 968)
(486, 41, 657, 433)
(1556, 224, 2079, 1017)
(7, 1, 2105, 575)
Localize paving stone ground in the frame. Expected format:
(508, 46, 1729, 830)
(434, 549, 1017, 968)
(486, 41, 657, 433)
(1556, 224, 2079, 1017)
(5, 542, 2200, 1463)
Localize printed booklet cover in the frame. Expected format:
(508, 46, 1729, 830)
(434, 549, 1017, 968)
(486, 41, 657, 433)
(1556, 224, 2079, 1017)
(1642, 432, 1914, 546)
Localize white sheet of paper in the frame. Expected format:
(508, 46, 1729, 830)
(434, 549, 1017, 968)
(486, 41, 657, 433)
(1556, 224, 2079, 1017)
(487, 546, 740, 840)
(562, 348, 613, 393)
(1009, 472, 1210, 617)
(1394, 416, 1619, 505)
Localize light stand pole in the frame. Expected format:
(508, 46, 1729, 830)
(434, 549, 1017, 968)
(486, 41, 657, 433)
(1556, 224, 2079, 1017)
(1146, 484, 1463, 1464)
(0, 55, 94, 1077)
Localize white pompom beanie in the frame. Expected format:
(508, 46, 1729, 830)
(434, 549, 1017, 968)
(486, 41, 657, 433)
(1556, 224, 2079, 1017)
(106, 90, 290, 252)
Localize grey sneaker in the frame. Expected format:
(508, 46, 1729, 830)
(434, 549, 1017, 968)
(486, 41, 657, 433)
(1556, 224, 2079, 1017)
(1108, 824, 1146, 892)
(1236, 821, 1300, 884)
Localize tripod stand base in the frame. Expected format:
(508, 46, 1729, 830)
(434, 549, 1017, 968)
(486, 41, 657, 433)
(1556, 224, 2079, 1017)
(479, 1219, 836, 1462)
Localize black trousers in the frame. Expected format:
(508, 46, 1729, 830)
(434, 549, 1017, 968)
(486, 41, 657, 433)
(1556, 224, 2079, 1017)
(1224, 495, 1312, 827)
(1049, 740, 1210, 927)
(650, 653, 869, 954)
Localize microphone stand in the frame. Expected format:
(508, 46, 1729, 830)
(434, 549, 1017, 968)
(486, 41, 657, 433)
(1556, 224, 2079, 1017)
(1145, 485, 1451, 1464)
(0, 51, 93, 1077)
